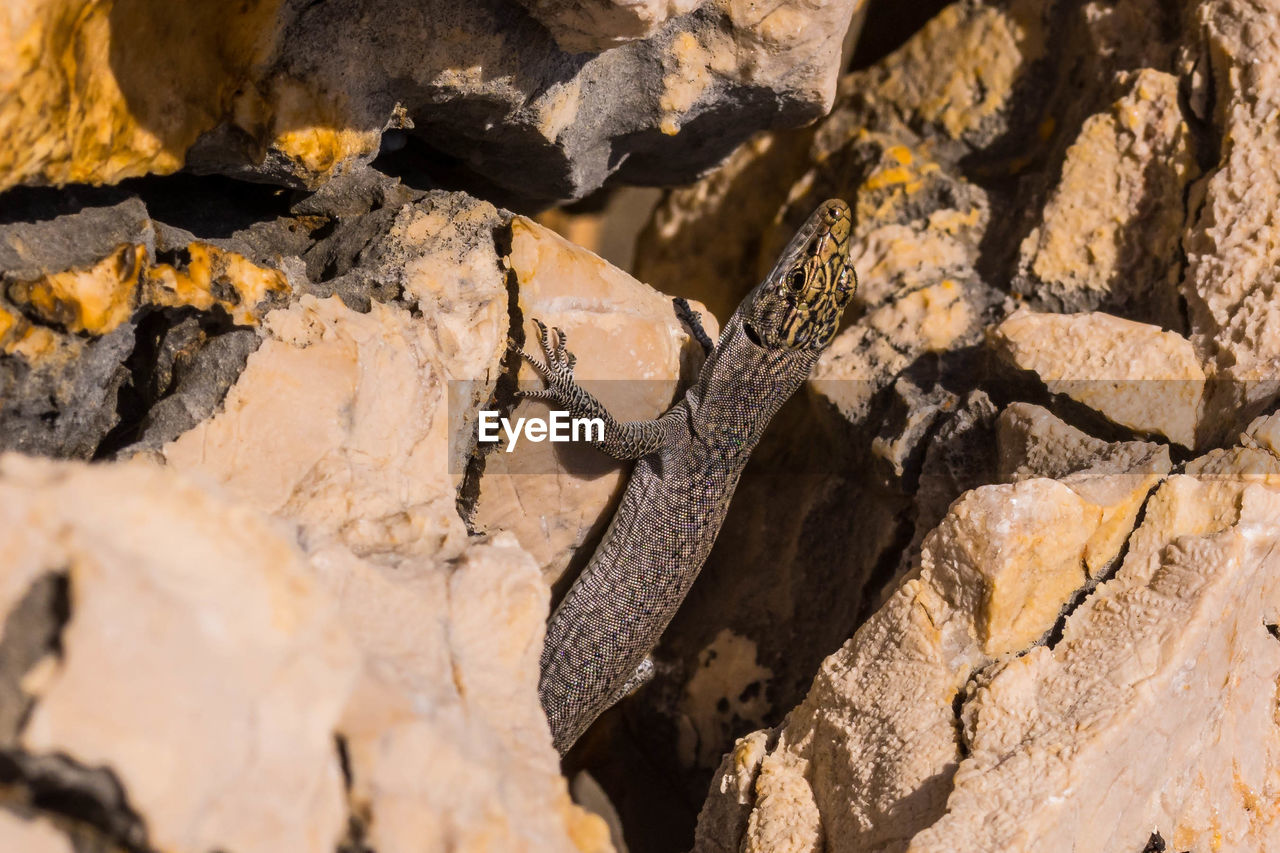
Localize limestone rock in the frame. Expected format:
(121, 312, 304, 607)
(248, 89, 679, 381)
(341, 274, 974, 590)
(164, 294, 473, 564)
(0, 198, 289, 459)
(910, 473, 1280, 852)
(470, 216, 714, 583)
(0, 454, 360, 853)
(995, 402, 1171, 578)
(693, 463, 1163, 853)
(1014, 69, 1196, 324)
(0, 811, 73, 853)
(1181, 0, 1280, 430)
(514, 0, 703, 52)
(1, 0, 864, 205)
(991, 309, 1205, 448)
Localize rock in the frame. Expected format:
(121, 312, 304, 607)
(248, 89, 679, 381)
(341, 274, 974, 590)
(0, 454, 361, 853)
(635, 0, 1047, 318)
(990, 309, 1205, 448)
(0, 810, 73, 853)
(470, 215, 713, 583)
(995, 402, 1171, 578)
(1013, 69, 1196, 325)
(0, 450, 612, 853)
(164, 294, 473, 563)
(1181, 0, 1280, 431)
(316, 535, 612, 853)
(692, 462, 1164, 853)
(0, 198, 291, 459)
(909, 471, 1280, 852)
(2, 0, 864, 205)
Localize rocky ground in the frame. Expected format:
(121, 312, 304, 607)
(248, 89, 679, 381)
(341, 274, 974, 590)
(2, 1, 1280, 852)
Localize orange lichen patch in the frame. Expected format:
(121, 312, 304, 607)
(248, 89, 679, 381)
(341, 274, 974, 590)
(6, 244, 146, 334)
(857, 145, 942, 219)
(659, 32, 714, 136)
(876, 1, 1044, 140)
(145, 243, 289, 325)
(0, 306, 17, 344)
(264, 77, 379, 181)
(557, 793, 612, 853)
(1, 0, 285, 191)
(4, 240, 287, 341)
(5, 324, 61, 361)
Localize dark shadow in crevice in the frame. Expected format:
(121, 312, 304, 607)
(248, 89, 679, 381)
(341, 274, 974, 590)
(847, 0, 954, 71)
(0, 172, 295, 239)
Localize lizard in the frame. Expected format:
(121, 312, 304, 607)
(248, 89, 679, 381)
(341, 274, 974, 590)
(518, 198, 856, 754)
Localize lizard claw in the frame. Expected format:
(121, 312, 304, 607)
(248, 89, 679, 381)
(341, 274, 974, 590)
(517, 318, 581, 406)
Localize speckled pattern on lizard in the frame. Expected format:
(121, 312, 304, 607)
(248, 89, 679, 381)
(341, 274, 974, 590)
(520, 199, 857, 753)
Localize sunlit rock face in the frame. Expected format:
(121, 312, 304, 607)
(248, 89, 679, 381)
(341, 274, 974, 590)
(4, 0, 1280, 851)
(0, 0, 864, 205)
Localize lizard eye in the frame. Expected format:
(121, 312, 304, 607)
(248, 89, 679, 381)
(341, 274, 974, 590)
(787, 269, 806, 291)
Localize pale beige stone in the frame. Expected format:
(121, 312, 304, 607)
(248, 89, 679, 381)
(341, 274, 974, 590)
(158, 257, 614, 852)
(997, 402, 1170, 575)
(470, 216, 715, 584)
(908, 475, 1280, 852)
(693, 473, 1150, 853)
(515, 0, 701, 52)
(0, 810, 73, 853)
(165, 295, 470, 565)
(316, 536, 612, 853)
(991, 308, 1206, 447)
(1182, 0, 1280, 419)
(679, 629, 773, 769)
(0, 454, 360, 853)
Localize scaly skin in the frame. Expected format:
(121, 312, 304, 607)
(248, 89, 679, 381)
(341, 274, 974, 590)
(521, 199, 856, 753)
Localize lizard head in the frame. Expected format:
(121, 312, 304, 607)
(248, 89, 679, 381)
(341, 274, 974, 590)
(741, 198, 856, 351)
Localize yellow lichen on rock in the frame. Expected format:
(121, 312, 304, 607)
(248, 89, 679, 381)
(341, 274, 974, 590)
(875, 1, 1044, 140)
(261, 76, 380, 181)
(659, 32, 714, 135)
(0, 0, 285, 191)
(6, 243, 145, 334)
(145, 242, 290, 326)
(5, 239, 288, 337)
(1017, 70, 1195, 321)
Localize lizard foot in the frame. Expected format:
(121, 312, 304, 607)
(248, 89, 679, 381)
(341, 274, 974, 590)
(516, 319, 585, 410)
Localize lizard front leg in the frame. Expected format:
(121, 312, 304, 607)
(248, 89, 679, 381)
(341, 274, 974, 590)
(673, 297, 715, 356)
(517, 319, 672, 460)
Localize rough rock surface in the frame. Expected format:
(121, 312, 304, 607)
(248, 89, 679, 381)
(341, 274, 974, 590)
(0, 197, 290, 459)
(0, 179, 665, 851)
(991, 308, 1206, 448)
(0, 810, 73, 853)
(691, 417, 1168, 853)
(580, 0, 1280, 848)
(1, 0, 863, 205)
(0, 455, 359, 853)
(471, 216, 714, 583)
(1012, 69, 1196, 325)
(1182, 0, 1280, 431)
(909, 466, 1280, 851)
(5, 0, 1280, 850)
